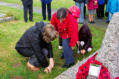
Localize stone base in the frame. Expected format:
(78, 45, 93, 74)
(0, 16, 14, 23)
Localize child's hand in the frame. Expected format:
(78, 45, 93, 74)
(94, 1, 97, 5)
(81, 49, 86, 54)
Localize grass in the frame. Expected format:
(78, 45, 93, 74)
(1, 0, 75, 9)
(0, 4, 106, 79)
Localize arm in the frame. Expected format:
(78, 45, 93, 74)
(84, 32, 92, 50)
(68, 19, 79, 47)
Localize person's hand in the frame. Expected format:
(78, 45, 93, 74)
(85, 4, 87, 7)
(94, 1, 97, 5)
(72, 47, 75, 50)
(77, 41, 80, 48)
(81, 49, 86, 54)
(44, 65, 53, 73)
(44, 58, 54, 73)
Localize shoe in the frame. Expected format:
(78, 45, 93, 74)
(27, 62, 40, 71)
(30, 19, 33, 22)
(62, 63, 75, 68)
(88, 21, 92, 24)
(58, 46, 62, 50)
(60, 53, 64, 59)
(91, 21, 95, 24)
(24, 20, 27, 23)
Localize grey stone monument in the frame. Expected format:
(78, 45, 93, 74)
(55, 13, 119, 79)
(96, 13, 119, 79)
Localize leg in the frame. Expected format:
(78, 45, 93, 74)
(59, 36, 62, 49)
(47, 3, 51, 21)
(79, 3, 84, 23)
(16, 47, 34, 57)
(62, 38, 74, 65)
(108, 12, 113, 22)
(97, 5, 100, 18)
(84, 5, 86, 19)
(100, 5, 105, 18)
(29, 4, 33, 21)
(42, 2, 46, 20)
(88, 14, 91, 22)
(77, 41, 85, 54)
(23, 5, 28, 22)
(28, 48, 48, 69)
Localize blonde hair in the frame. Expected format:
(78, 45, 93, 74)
(43, 24, 56, 43)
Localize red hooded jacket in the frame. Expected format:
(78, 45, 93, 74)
(51, 12, 79, 47)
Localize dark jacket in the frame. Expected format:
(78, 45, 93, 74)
(16, 22, 53, 67)
(73, 0, 89, 4)
(79, 24, 92, 50)
(41, 0, 52, 4)
(21, 0, 33, 5)
(98, 0, 105, 5)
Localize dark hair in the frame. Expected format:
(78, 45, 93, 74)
(79, 24, 92, 36)
(57, 8, 71, 19)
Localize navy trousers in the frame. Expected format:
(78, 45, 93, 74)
(41, 2, 51, 20)
(23, 4, 33, 22)
(16, 47, 48, 67)
(62, 38, 74, 64)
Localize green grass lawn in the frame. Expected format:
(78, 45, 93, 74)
(1, 0, 75, 9)
(0, 5, 106, 79)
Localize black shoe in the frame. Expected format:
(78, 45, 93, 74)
(88, 21, 92, 24)
(62, 63, 75, 68)
(30, 20, 33, 22)
(24, 20, 27, 23)
(91, 21, 95, 24)
(60, 54, 64, 59)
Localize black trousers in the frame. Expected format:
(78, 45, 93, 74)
(97, 4, 105, 18)
(59, 36, 62, 46)
(23, 4, 33, 22)
(16, 47, 48, 67)
(41, 2, 51, 20)
(84, 5, 86, 18)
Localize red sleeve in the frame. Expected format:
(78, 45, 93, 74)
(51, 13, 58, 31)
(68, 18, 79, 47)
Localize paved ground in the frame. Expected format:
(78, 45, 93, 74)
(0, 1, 108, 28)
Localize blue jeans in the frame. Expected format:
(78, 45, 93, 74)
(75, 2, 84, 23)
(62, 38, 74, 64)
(108, 12, 113, 22)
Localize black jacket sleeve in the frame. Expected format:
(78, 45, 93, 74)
(47, 43, 53, 58)
(29, 31, 48, 67)
(84, 33, 92, 50)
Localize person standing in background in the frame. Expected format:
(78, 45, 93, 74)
(88, 0, 98, 24)
(97, 0, 105, 19)
(73, 0, 89, 24)
(106, 0, 119, 23)
(41, 0, 52, 21)
(21, 0, 33, 22)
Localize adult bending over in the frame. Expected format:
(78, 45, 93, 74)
(15, 22, 57, 72)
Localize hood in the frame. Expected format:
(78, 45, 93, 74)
(35, 21, 47, 33)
